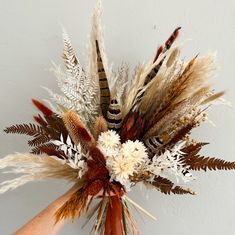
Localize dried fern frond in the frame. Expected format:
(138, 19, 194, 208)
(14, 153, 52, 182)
(165, 122, 196, 147)
(45, 31, 99, 126)
(4, 102, 71, 151)
(28, 134, 51, 147)
(149, 176, 195, 195)
(30, 143, 64, 159)
(182, 155, 235, 171)
(181, 142, 209, 156)
(4, 123, 45, 136)
(0, 153, 78, 194)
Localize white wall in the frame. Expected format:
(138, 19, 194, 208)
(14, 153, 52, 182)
(0, 0, 235, 234)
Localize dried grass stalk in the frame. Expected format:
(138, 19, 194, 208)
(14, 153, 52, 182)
(0, 153, 79, 194)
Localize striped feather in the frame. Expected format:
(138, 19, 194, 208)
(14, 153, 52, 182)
(107, 99, 122, 131)
(96, 40, 111, 118)
(131, 56, 166, 112)
(153, 27, 181, 62)
(144, 136, 164, 154)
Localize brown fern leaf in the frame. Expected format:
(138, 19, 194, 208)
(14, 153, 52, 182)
(182, 155, 235, 171)
(31, 143, 58, 155)
(4, 123, 45, 137)
(182, 142, 209, 156)
(37, 143, 65, 159)
(28, 134, 51, 147)
(150, 176, 195, 195)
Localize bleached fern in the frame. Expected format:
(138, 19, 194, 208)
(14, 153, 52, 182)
(146, 142, 195, 183)
(52, 135, 88, 178)
(45, 31, 99, 126)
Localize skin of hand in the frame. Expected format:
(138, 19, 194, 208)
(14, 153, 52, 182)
(13, 183, 115, 235)
(13, 183, 79, 235)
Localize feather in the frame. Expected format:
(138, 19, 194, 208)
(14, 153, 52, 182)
(96, 40, 111, 118)
(107, 98, 123, 131)
(153, 45, 164, 63)
(131, 57, 166, 112)
(164, 27, 181, 51)
(153, 27, 181, 62)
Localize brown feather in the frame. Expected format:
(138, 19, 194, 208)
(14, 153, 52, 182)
(96, 40, 111, 118)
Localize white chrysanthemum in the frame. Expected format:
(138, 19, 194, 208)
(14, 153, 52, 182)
(121, 140, 148, 163)
(106, 155, 135, 190)
(97, 130, 121, 149)
(107, 156, 135, 178)
(104, 139, 148, 190)
(98, 145, 120, 159)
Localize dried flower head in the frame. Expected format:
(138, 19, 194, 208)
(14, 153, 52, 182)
(97, 130, 121, 149)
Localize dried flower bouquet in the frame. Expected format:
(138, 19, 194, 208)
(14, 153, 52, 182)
(1, 2, 235, 234)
